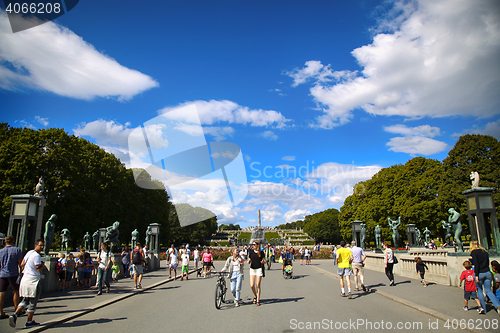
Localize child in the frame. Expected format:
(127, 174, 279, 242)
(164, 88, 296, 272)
(180, 249, 190, 281)
(459, 260, 482, 312)
(492, 260, 500, 303)
(76, 254, 84, 287)
(111, 260, 120, 282)
(415, 257, 429, 287)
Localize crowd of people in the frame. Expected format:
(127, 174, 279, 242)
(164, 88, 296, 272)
(2, 234, 500, 328)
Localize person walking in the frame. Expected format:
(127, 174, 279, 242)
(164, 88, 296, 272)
(351, 241, 367, 291)
(180, 249, 189, 281)
(470, 240, 500, 315)
(332, 245, 337, 265)
(169, 247, 179, 279)
(202, 248, 213, 277)
(9, 239, 46, 328)
(121, 245, 131, 278)
(264, 244, 272, 270)
(0, 235, 23, 319)
(336, 240, 353, 298)
(248, 241, 265, 306)
(383, 242, 395, 286)
(193, 246, 199, 270)
(221, 247, 244, 307)
(130, 242, 144, 289)
(415, 257, 429, 287)
(299, 246, 304, 265)
(96, 242, 112, 296)
(143, 244, 150, 272)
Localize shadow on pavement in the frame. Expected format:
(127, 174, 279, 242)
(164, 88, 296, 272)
(56, 317, 128, 328)
(260, 297, 305, 305)
(289, 275, 308, 279)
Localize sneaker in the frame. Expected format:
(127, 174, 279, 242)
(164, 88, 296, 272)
(354, 287, 359, 291)
(389, 280, 395, 286)
(181, 277, 183, 281)
(106, 286, 110, 293)
(137, 284, 142, 289)
(340, 293, 345, 297)
(9, 314, 17, 328)
(96, 291, 102, 296)
(463, 306, 468, 311)
(348, 293, 352, 299)
(133, 286, 138, 290)
(478, 308, 485, 314)
(25, 320, 40, 328)
(423, 284, 427, 287)
(361, 284, 366, 292)
(235, 302, 239, 307)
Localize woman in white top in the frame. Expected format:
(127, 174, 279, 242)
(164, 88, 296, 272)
(383, 242, 395, 286)
(193, 247, 199, 269)
(221, 248, 244, 307)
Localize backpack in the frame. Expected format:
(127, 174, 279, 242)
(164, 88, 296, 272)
(55, 259, 64, 274)
(132, 249, 142, 264)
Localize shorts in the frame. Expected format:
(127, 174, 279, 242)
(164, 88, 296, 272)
(132, 264, 144, 275)
(83, 271, 91, 280)
(464, 290, 478, 300)
(194, 258, 199, 264)
(419, 273, 425, 280)
(170, 263, 178, 270)
(203, 261, 211, 267)
(182, 265, 189, 274)
(337, 267, 351, 276)
(352, 263, 364, 276)
(300, 254, 304, 259)
(0, 276, 20, 292)
(19, 283, 42, 313)
(112, 272, 118, 279)
(249, 268, 263, 277)
(144, 258, 149, 266)
(65, 271, 74, 281)
(58, 271, 66, 280)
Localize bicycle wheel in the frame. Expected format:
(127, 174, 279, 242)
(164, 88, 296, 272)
(215, 283, 223, 309)
(221, 280, 227, 303)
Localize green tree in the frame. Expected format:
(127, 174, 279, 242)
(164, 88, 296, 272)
(303, 208, 341, 244)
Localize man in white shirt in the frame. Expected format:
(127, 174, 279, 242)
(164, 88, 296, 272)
(350, 241, 367, 292)
(169, 250, 178, 279)
(96, 243, 112, 296)
(9, 239, 46, 328)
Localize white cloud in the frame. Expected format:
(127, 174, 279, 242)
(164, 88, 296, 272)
(203, 126, 234, 141)
(262, 210, 283, 222)
(453, 120, 500, 140)
(159, 100, 290, 129)
(34, 116, 48, 126)
(290, 0, 500, 128)
(0, 10, 158, 100)
(384, 124, 440, 137)
(284, 209, 311, 223)
(261, 130, 278, 141)
(386, 136, 449, 156)
(282, 156, 296, 161)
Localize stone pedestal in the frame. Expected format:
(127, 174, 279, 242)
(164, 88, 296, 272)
(463, 187, 499, 253)
(7, 195, 43, 254)
(351, 220, 362, 246)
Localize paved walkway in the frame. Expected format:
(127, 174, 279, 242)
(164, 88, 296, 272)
(0, 260, 498, 333)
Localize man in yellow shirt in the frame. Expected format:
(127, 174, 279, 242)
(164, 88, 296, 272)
(336, 240, 353, 299)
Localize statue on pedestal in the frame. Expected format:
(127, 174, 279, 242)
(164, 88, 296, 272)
(92, 230, 99, 252)
(470, 171, 480, 188)
(423, 227, 431, 244)
(34, 176, 45, 198)
(145, 226, 153, 249)
(415, 228, 423, 246)
(43, 214, 57, 255)
(61, 228, 71, 252)
(131, 229, 139, 249)
(387, 216, 401, 248)
(105, 221, 120, 253)
(374, 225, 382, 249)
(448, 208, 464, 252)
(360, 223, 366, 250)
(83, 232, 91, 251)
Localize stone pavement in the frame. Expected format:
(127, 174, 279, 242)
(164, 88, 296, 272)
(1, 259, 499, 333)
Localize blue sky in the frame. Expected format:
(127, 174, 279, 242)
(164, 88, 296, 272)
(1, 0, 499, 228)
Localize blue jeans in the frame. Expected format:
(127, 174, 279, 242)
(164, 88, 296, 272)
(476, 271, 500, 311)
(230, 274, 243, 301)
(122, 263, 130, 277)
(97, 267, 110, 293)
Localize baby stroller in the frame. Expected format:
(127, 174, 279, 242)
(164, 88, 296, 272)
(283, 258, 293, 279)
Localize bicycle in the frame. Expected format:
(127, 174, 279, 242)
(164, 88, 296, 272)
(214, 271, 228, 309)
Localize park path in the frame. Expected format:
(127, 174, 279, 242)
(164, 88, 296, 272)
(1, 260, 498, 332)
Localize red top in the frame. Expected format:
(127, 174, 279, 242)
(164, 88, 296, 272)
(460, 269, 476, 292)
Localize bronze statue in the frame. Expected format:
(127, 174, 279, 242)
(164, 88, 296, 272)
(61, 228, 71, 252)
(105, 221, 120, 252)
(415, 228, 423, 246)
(448, 208, 464, 252)
(441, 220, 452, 246)
(131, 229, 139, 249)
(360, 223, 366, 250)
(374, 225, 382, 249)
(387, 217, 401, 248)
(83, 232, 91, 251)
(145, 225, 153, 249)
(423, 227, 431, 244)
(92, 230, 99, 251)
(43, 214, 57, 255)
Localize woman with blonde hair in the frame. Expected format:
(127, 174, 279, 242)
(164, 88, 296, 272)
(470, 240, 500, 314)
(248, 240, 266, 306)
(221, 247, 244, 307)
